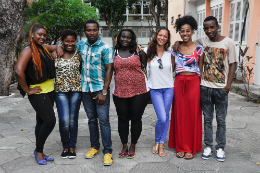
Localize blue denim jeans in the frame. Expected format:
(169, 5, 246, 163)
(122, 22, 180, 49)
(82, 90, 112, 154)
(200, 85, 228, 150)
(150, 88, 174, 144)
(56, 92, 81, 149)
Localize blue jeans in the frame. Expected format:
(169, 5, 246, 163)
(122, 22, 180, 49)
(200, 86, 228, 150)
(56, 92, 81, 149)
(82, 90, 112, 154)
(150, 88, 174, 144)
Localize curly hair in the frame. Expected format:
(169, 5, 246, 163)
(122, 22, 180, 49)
(61, 29, 77, 41)
(115, 29, 137, 53)
(147, 27, 171, 60)
(174, 15, 198, 33)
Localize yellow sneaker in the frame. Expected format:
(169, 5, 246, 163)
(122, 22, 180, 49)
(85, 147, 99, 158)
(103, 153, 113, 166)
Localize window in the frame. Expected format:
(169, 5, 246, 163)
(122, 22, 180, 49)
(101, 27, 111, 37)
(228, 0, 249, 42)
(129, 2, 141, 14)
(211, 4, 223, 35)
(197, 10, 205, 39)
(131, 27, 151, 38)
(143, 1, 150, 14)
(83, 0, 91, 5)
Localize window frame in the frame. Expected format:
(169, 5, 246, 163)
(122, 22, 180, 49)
(196, 10, 205, 39)
(228, 0, 249, 43)
(210, 4, 223, 35)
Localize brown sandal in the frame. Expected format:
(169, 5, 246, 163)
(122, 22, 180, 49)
(184, 152, 194, 160)
(159, 145, 166, 157)
(176, 152, 185, 158)
(152, 143, 159, 154)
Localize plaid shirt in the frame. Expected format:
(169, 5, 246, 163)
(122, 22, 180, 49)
(76, 37, 114, 92)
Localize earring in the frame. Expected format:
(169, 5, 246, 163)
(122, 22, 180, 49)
(32, 36, 33, 38)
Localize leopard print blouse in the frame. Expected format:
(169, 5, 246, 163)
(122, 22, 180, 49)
(54, 51, 81, 92)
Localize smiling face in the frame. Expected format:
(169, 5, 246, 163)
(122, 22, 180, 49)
(179, 24, 194, 42)
(32, 28, 46, 46)
(62, 35, 76, 52)
(119, 31, 132, 48)
(84, 23, 99, 44)
(203, 20, 219, 40)
(156, 29, 169, 46)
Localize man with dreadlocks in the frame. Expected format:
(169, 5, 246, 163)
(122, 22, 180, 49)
(15, 24, 58, 165)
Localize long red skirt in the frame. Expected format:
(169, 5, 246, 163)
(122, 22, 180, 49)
(168, 74, 202, 155)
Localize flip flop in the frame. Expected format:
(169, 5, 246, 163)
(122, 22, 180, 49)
(118, 151, 127, 158)
(126, 152, 135, 159)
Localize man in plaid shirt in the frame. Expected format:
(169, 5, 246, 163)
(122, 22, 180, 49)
(76, 19, 114, 166)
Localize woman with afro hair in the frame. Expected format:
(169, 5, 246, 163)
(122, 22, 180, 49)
(143, 27, 174, 157)
(168, 15, 204, 159)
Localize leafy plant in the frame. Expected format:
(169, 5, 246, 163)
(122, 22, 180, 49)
(23, 0, 99, 44)
(234, 86, 240, 92)
(238, 47, 255, 101)
(89, 0, 138, 46)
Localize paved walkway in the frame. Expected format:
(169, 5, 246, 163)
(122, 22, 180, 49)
(0, 83, 260, 173)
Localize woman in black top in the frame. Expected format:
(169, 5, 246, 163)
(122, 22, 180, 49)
(15, 24, 58, 165)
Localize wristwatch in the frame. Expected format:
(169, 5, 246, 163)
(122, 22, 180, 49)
(102, 90, 107, 96)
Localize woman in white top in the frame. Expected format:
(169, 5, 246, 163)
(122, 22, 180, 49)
(143, 27, 175, 157)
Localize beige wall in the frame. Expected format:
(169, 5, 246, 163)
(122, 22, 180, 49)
(246, 0, 260, 83)
(168, 0, 184, 44)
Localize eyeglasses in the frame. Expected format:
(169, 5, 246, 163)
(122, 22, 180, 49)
(157, 59, 163, 69)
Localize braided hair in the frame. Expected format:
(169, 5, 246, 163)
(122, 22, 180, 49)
(28, 23, 51, 80)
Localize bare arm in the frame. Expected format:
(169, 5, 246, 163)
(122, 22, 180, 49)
(199, 54, 204, 81)
(93, 63, 113, 105)
(15, 48, 42, 94)
(56, 45, 65, 57)
(51, 51, 57, 60)
(79, 54, 82, 72)
(171, 54, 175, 72)
(224, 62, 237, 94)
(43, 44, 58, 53)
(141, 49, 147, 65)
(171, 41, 182, 53)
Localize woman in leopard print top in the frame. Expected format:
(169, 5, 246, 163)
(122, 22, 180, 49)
(54, 29, 81, 159)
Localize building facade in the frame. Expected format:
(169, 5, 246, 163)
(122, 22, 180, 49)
(83, 0, 166, 47)
(168, 0, 260, 85)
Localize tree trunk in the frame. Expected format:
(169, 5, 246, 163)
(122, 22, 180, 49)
(150, 0, 161, 31)
(105, 19, 116, 47)
(0, 0, 27, 96)
(162, 0, 168, 28)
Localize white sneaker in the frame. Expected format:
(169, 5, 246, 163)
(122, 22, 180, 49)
(216, 148, 225, 162)
(202, 147, 212, 160)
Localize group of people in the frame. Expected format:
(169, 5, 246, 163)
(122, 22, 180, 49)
(15, 14, 238, 166)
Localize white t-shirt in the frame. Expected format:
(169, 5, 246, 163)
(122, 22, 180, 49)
(195, 36, 238, 88)
(143, 47, 174, 89)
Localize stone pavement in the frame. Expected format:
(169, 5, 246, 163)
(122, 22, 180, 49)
(0, 83, 260, 173)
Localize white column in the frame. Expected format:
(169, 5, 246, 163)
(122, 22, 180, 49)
(141, 0, 144, 21)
